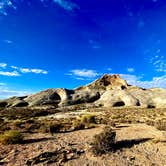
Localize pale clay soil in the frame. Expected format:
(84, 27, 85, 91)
(0, 123, 166, 166)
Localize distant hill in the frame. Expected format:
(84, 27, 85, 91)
(1, 74, 166, 108)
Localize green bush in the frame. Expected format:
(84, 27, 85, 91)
(0, 130, 24, 145)
(91, 126, 116, 155)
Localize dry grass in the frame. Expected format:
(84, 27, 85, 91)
(0, 107, 59, 120)
(72, 114, 97, 130)
(0, 130, 24, 145)
(155, 119, 166, 131)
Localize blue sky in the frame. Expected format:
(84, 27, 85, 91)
(0, 0, 166, 98)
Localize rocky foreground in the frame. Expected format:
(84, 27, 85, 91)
(0, 107, 166, 166)
(1, 74, 166, 108)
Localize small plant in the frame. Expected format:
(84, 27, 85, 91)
(155, 120, 166, 131)
(0, 130, 24, 145)
(91, 126, 116, 155)
(146, 120, 155, 126)
(39, 121, 66, 134)
(80, 114, 96, 124)
(72, 114, 97, 130)
(72, 119, 85, 130)
(49, 123, 63, 133)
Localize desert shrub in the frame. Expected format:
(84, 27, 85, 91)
(49, 123, 63, 133)
(91, 126, 116, 155)
(0, 118, 4, 123)
(0, 130, 24, 145)
(38, 123, 50, 133)
(12, 119, 41, 133)
(72, 114, 97, 130)
(80, 114, 96, 124)
(146, 120, 155, 126)
(155, 120, 166, 131)
(72, 119, 85, 130)
(39, 121, 67, 133)
(13, 120, 25, 128)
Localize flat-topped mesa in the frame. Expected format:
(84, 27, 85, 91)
(85, 74, 128, 90)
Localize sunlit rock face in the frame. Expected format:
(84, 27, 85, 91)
(0, 74, 166, 108)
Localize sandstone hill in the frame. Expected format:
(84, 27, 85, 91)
(1, 74, 166, 108)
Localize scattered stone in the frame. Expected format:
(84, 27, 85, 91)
(26, 148, 85, 165)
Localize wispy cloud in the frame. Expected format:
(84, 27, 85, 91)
(53, 0, 79, 11)
(0, 0, 16, 15)
(68, 69, 100, 80)
(0, 63, 48, 76)
(11, 65, 48, 75)
(107, 68, 112, 71)
(19, 68, 48, 74)
(127, 67, 135, 73)
(0, 63, 7, 68)
(149, 52, 166, 73)
(0, 83, 31, 99)
(0, 71, 20, 76)
(0, 83, 6, 86)
(89, 39, 101, 49)
(120, 73, 166, 88)
(0, 0, 79, 16)
(31, 69, 48, 74)
(3, 39, 13, 44)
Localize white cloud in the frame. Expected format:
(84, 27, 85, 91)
(20, 68, 31, 73)
(89, 39, 101, 49)
(0, 0, 79, 16)
(149, 54, 166, 73)
(0, 63, 7, 68)
(11, 66, 18, 69)
(107, 68, 112, 71)
(0, 89, 30, 99)
(53, 0, 79, 11)
(0, 82, 6, 86)
(68, 69, 100, 80)
(31, 69, 48, 74)
(11, 66, 48, 75)
(3, 39, 13, 44)
(0, 71, 20, 76)
(0, 83, 31, 99)
(0, 0, 16, 15)
(120, 73, 166, 88)
(127, 68, 135, 73)
(19, 68, 48, 74)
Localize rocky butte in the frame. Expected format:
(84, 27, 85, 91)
(0, 74, 166, 108)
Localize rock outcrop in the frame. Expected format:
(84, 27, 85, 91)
(0, 74, 166, 108)
(95, 89, 140, 107)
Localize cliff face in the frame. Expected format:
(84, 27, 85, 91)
(0, 74, 166, 108)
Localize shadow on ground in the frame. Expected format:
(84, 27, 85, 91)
(113, 138, 152, 150)
(24, 137, 55, 144)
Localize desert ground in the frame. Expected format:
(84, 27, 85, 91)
(0, 106, 165, 166)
